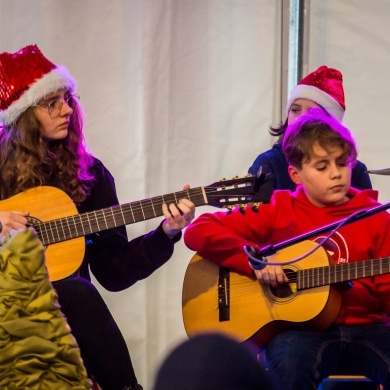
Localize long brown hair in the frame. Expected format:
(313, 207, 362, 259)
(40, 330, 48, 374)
(0, 96, 94, 205)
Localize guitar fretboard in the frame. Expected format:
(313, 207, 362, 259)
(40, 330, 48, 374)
(297, 257, 390, 290)
(33, 187, 206, 246)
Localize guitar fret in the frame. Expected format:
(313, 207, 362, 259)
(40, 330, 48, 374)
(70, 216, 77, 237)
(150, 200, 160, 217)
(86, 213, 97, 232)
(89, 211, 96, 231)
(109, 206, 121, 227)
(115, 206, 126, 225)
(78, 215, 86, 236)
(164, 194, 178, 206)
(44, 220, 52, 243)
(119, 206, 126, 225)
(59, 217, 66, 241)
(328, 266, 332, 285)
(65, 216, 72, 240)
(132, 201, 145, 221)
(84, 213, 93, 234)
(37, 223, 48, 245)
(102, 207, 116, 229)
(102, 209, 109, 229)
(147, 198, 157, 218)
(110, 208, 115, 227)
(75, 215, 82, 237)
(334, 264, 338, 284)
(42, 219, 50, 243)
(52, 219, 62, 243)
(51, 216, 70, 244)
(93, 210, 104, 231)
(139, 201, 146, 220)
(309, 268, 313, 288)
(114, 207, 122, 225)
(48, 220, 56, 243)
(124, 204, 135, 223)
(335, 265, 339, 282)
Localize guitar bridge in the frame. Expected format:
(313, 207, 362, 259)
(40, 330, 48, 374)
(218, 266, 230, 322)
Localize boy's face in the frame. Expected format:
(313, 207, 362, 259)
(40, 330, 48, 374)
(288, 141, 352, 207)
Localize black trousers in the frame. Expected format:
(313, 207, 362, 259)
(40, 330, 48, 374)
(53, 277, 138, 390)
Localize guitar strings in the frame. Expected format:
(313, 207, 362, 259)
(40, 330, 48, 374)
(32, 186, 255, 245)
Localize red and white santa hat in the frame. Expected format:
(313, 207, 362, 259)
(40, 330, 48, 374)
(286, 65, 345, 121)
(0, 44, 76, 125)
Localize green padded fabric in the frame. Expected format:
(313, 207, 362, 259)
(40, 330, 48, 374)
(0, 228, 92, 389)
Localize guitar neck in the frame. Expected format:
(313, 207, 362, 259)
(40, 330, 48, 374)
(34, 187, 207, 246)
(298, 257, 390, 290)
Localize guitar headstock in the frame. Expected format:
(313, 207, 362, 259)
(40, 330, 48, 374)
(205, 170, 274, 209)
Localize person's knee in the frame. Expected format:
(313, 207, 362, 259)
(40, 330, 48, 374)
(53, 277, 106, 312)
(265, 332, 311, 371)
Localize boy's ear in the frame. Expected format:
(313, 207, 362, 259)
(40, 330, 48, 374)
(288, 165, 302, 185)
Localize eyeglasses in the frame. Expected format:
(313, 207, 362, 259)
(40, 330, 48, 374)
(33, 93, 80, 118)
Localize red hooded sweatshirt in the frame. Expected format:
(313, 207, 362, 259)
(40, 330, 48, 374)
(184, 186, 390, 325)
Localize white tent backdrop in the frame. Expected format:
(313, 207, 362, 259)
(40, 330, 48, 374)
(1, 0, 390, 388)
(307, 0, 390, 202)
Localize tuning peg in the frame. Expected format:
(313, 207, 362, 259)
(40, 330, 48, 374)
(239, 206, 246, 215)
(251, 204, 259, 213)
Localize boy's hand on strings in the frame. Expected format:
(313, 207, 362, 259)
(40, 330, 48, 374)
(254, 263, 289, 288)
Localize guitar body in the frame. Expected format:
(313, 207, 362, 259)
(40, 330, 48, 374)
(0, 186, 84, 282)
(182, 241, 342, 348)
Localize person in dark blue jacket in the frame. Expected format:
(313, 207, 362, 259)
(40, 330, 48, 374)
(248, 66, 372, 191)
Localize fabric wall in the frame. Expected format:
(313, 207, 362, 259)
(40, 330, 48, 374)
(307, 0, 390, 202)
(0, 1, 280, 387)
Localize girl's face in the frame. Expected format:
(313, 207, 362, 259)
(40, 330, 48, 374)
(33, 88, 73, 141)
(287, 98, 321, 125)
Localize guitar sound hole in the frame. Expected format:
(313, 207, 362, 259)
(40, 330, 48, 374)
(26, 216, 41, 226)
(270, 284, 294, 298)
(269, 268, 297, 299)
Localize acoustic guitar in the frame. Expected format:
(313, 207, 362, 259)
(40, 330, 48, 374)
(182, 240, 390, 348)
(0, 173, 272, 282)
